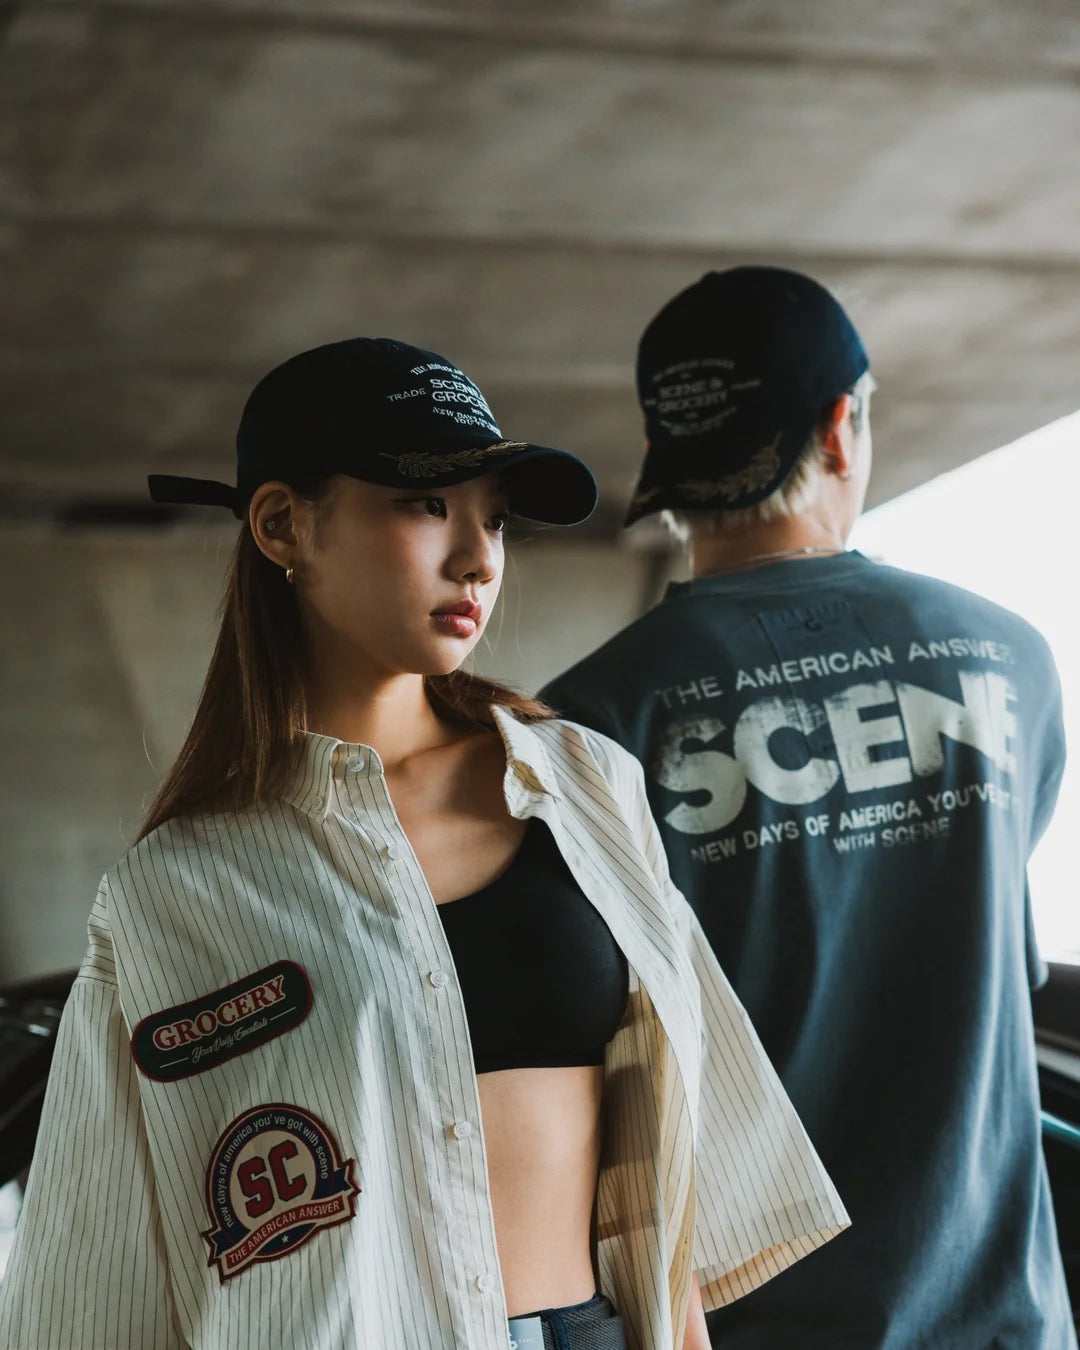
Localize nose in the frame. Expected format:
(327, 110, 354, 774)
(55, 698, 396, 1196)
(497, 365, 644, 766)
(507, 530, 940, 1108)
(449, 515, 500, 586)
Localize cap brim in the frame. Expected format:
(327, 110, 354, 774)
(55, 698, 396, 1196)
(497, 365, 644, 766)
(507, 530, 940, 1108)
(382, 442, 597, 526)
(498, 446, 597, 525)
(623, 415, 814, 527)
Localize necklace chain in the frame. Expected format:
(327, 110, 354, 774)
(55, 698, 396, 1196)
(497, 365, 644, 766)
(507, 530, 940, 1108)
(705, 545, 844, 575)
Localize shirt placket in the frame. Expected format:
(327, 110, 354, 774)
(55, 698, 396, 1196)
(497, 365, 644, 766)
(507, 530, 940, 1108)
(521, 786, 696, 1291)
(335, 747, 511, 1350)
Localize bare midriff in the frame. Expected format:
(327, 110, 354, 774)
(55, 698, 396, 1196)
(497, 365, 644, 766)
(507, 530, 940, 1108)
(477, 1063, 604, 1319)
(390, 729, 607, 1319)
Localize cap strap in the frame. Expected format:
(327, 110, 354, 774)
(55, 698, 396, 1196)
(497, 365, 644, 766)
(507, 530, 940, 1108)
(147, 475, 242, 517)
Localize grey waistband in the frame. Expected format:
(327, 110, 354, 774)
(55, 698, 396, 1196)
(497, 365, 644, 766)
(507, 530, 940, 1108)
(508, 1294, 626, 1350)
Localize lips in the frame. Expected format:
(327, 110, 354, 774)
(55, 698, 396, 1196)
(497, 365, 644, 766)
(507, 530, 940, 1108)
(430, 599, 483, 638)
(432, 600, 482, 623)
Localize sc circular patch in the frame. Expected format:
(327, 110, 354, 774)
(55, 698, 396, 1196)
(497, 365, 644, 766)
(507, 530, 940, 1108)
(203, 1103, 359, 1281)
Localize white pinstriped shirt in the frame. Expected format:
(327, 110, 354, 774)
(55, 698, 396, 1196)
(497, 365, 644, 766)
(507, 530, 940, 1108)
(0, 711, 848, 1350)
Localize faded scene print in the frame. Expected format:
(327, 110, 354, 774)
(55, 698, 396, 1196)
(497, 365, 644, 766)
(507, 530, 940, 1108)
(541, 550, 1063, 990)
(650, 622, 1019, 865)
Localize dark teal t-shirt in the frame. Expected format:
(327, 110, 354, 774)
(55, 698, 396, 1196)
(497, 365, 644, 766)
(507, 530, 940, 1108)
(541, 551, 1073, 1350)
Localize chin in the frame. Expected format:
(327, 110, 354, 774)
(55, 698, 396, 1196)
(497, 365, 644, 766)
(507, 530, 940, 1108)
(416, 641, 478, 679)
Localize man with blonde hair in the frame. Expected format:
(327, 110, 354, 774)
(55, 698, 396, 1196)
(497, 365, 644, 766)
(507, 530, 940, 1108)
(542, 267, 1073, 1349)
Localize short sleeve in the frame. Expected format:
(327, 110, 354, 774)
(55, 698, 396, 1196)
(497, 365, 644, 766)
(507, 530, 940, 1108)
(619, 749, 852, 1311)
(1029, 647, 1066, 851)
(0, 884, 184, 1350)
(1024, 880, 1049, 990)
(1025, 642, 1066, 989)
(675, 894, 851, 1308)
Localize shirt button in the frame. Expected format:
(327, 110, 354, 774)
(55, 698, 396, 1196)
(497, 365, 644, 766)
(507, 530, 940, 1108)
(385, 842, 404, 861)
(451, 1120, 473, 1141)
(428, 969, 449, 989)
(475, 1272, 495, 1294)
(346, 754, 365, 773)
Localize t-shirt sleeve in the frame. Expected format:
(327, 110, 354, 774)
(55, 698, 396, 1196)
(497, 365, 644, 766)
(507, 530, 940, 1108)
(0, 884, 185, 1350)
(1024, 641, 1066, 989)
(1024, 879, 1049, 991)
(1029, 648, 1067, 850)
(676, 890, 851, 1308)
(615, 748, 851, 1311)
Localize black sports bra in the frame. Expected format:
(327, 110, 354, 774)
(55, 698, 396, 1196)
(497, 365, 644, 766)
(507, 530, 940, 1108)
(435, 819, 629, 1074)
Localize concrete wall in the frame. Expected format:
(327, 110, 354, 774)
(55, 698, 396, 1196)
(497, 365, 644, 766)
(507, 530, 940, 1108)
(0, 526, 671, 982)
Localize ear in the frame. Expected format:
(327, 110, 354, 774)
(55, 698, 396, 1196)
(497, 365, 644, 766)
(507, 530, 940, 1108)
(820, 393, 855, 479)
(249, 482, 306, 568)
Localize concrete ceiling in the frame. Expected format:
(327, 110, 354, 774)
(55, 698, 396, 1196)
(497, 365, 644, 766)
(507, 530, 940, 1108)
(5, 0, 1080, 535)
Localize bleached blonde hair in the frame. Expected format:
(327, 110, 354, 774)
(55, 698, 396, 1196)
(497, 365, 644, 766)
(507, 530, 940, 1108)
(663, 370, 875, 542)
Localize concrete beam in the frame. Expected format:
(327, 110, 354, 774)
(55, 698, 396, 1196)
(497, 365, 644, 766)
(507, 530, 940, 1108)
(5, 11, 1080, 259)
(28, 1, 1080, 77)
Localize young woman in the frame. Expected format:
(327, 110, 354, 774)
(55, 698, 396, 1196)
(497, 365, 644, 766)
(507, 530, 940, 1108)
(0, 339, 848, 1350)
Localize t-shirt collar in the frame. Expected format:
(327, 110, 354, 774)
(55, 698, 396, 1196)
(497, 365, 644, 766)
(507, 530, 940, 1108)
(665, 547, 871, 601)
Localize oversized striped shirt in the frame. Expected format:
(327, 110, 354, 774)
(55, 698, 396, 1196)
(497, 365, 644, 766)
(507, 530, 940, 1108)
(0, 711, 848, 1350)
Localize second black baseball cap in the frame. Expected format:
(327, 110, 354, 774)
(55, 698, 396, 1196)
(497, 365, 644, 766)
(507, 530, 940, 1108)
(149, 338, 598, 526)
(627, 267, 869, 525)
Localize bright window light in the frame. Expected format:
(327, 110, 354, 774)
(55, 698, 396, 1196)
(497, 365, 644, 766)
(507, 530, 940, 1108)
(852, 411, 1080, 961)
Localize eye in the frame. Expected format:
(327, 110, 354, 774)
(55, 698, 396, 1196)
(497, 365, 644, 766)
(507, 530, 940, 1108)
(488, 508, 511, 533)
(399, 496, 447, 518)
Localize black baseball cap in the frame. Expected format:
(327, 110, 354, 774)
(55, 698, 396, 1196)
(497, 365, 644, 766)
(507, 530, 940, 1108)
(148, 337, 598, 526)
(626, 266, 869, 525)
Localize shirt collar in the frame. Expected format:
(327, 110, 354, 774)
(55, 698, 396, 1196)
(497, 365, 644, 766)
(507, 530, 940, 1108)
(281, 733, 383, 822)
(490, 704, 561, 803)
(282, 705, 559, 823)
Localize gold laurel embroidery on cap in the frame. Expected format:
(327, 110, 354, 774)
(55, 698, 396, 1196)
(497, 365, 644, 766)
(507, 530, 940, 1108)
(630, 484, 664, 512)
(378, 442, 527, 478)
(675, 436, 783, 503)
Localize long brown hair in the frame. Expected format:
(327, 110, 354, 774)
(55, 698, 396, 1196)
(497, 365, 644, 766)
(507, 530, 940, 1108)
(137, 492, 552, 841)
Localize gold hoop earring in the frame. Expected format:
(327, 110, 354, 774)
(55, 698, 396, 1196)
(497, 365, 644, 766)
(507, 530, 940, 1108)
(285, 566, 295, 585)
